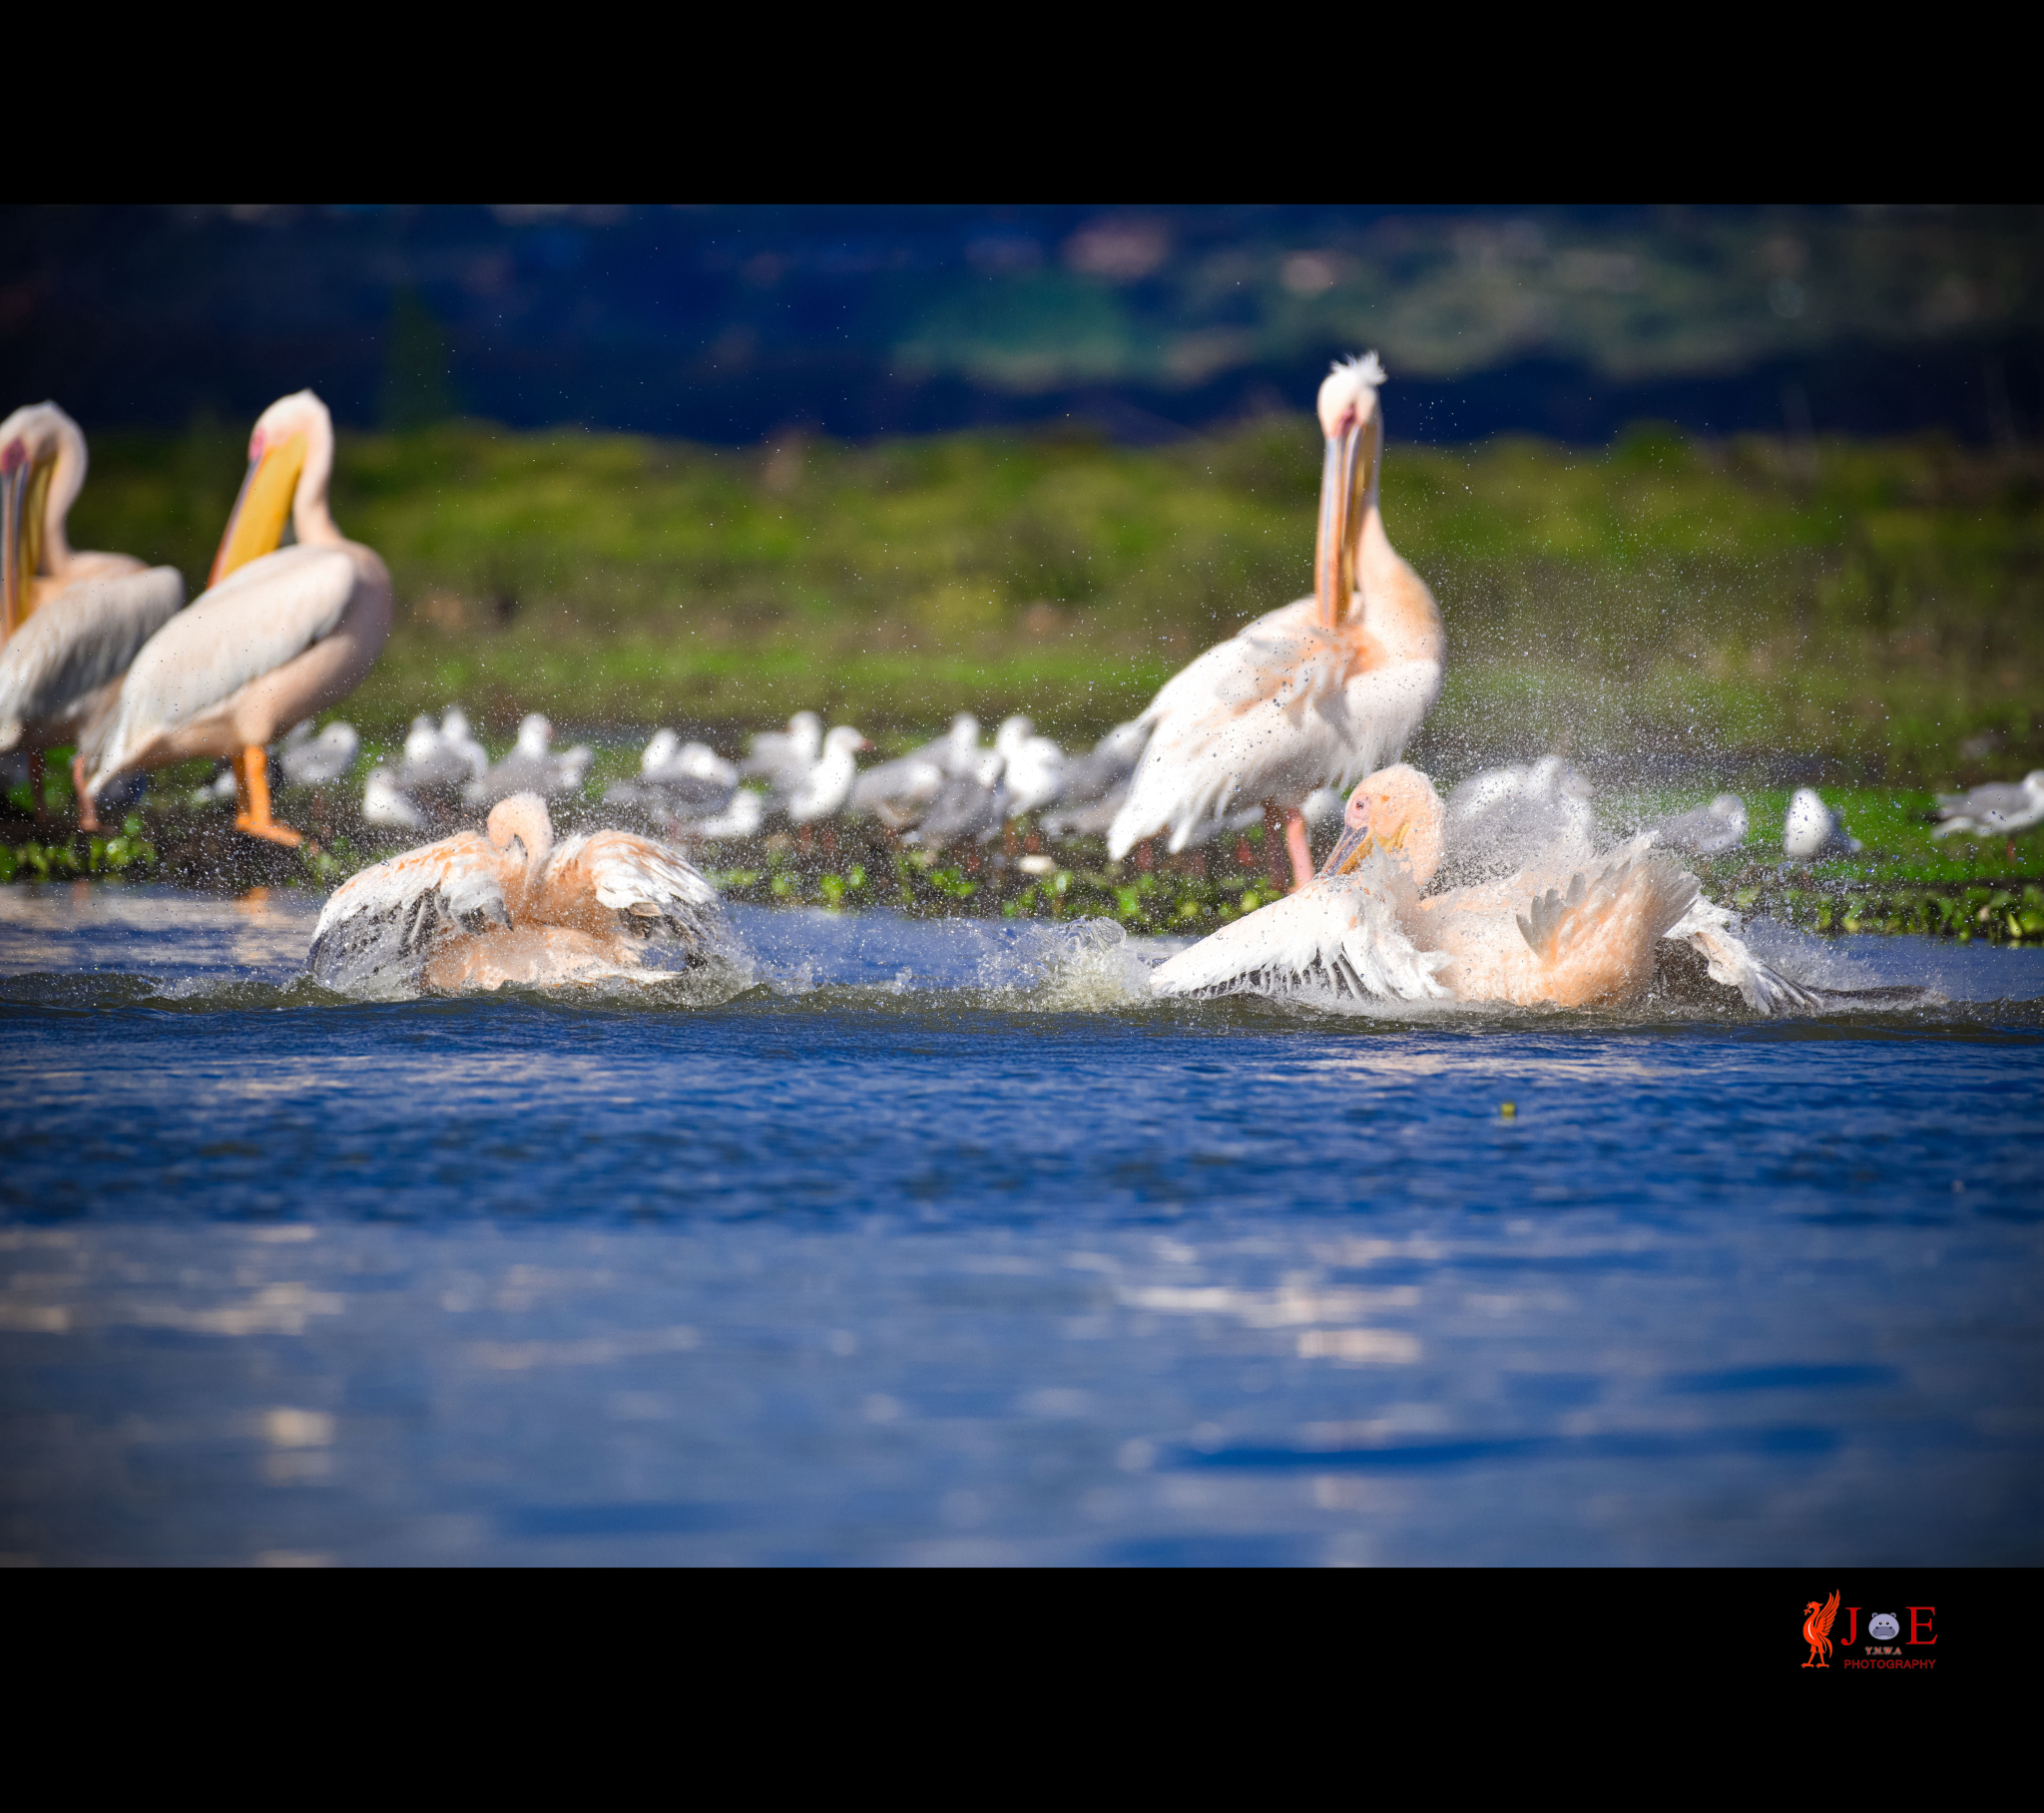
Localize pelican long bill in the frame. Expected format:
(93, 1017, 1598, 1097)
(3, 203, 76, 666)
(1312, 416, 1360, 631)
(2, 436, 51, 638)
(209, 429, 307, 585)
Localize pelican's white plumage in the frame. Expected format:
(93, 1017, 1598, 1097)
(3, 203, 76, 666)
(0, 569, 185, 753)
(1149, 849, 1448, 1004)
(308, 792, 727, 997)
(1109, 357, 1443, 883)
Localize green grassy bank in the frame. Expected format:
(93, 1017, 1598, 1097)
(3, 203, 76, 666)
(63, 413, 2044, 784)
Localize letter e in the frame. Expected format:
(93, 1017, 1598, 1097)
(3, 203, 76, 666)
(1907, 1606, 1936, 1644)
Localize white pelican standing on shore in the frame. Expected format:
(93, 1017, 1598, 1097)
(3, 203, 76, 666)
(1110, 356, 1444, 888)
(1153, 764, 1847, 1015)
(86, 390, 392, 847)
(307, 792, 729, 997)
(0, 403, 185, 825)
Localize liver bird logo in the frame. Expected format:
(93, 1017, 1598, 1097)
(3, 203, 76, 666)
(1801, 1590, 1841, 1667)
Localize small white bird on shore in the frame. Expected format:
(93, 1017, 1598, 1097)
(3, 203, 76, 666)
(996, 714, 1064, 818)
(468, 713, 593, 807)
(278, 718, 360, 788)
(1930, 771, 2044, 840)
(780, 724, 869, 824)
(742, 711, 823, 788)
(361, 765, 424, 831)
(1648, 793, 1748, 857)
(1783, 787, 1861, 860)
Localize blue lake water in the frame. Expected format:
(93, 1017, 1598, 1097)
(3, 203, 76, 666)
(2, 886, 2040, 1566)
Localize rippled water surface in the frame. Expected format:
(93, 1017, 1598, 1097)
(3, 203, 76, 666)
(3, 886, 2040, 1566)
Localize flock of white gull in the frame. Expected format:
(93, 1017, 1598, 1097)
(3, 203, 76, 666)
(3, 365, 2040, 1012)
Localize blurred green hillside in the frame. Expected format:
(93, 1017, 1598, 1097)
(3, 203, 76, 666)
(66, 414, 2044, 782)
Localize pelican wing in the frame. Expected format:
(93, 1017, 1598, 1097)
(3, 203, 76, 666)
(1110, 599, 1441, 858)
(92, 546, 356, 781)
(1151, 869, 1448, 1004)
(544, 830, 726, 953)
(1663, 895, 1934, 1016)
(0, 567, 184, 749)
(307, 832, 512, 997)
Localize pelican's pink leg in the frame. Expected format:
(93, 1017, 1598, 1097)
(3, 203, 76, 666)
(71, 752, 101, 833)
(1284, 809, 1313, 892)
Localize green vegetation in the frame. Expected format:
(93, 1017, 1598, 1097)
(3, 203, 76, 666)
(59, 413, 2044, 790)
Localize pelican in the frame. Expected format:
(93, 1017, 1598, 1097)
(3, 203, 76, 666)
(1931, 771, 2044, 840)
(1109, 356, 1443, 888)
(0, 403, 184, 825)
(85, 390, 392, 847)
(1783, 787, 1861, 861)
(1153, 764, 1838, 1015)
(308, 792, 729, 997)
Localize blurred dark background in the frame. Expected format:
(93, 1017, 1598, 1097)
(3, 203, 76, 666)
(6, 205, 2039, 445)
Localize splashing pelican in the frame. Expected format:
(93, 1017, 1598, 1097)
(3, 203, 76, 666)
(1109, 356, 1443, 888)
(307, 792, 729, 997)
(1153, 764, 1841, 1015)
(0, 403, 184, 825)
(85, 390, 392, 847)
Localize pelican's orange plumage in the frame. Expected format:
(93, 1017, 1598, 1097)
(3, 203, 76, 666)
(308, 793, 730, 997)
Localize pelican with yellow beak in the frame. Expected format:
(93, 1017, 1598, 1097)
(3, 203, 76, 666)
(87, 390, 392, 846)
(1108, 356, 1444, 889)
(0, 403, 185, 824)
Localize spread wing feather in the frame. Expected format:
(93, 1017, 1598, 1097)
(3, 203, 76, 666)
(1151, 868, 1448, 1004)
(1110, 598, 1440, 858)
(0, 567, 185, 748)
(306, 832, 511, 997)
(545, 830, 727, 952)
(92, 546, 356, 779)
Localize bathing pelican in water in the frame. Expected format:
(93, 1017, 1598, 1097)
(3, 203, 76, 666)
(308, 792, 729, 996)
(1152, 764, 1834, 1015)
(1109, 356, 1443, 889)
(0, 403, 185, 824)
(85, 390, 392, 847)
